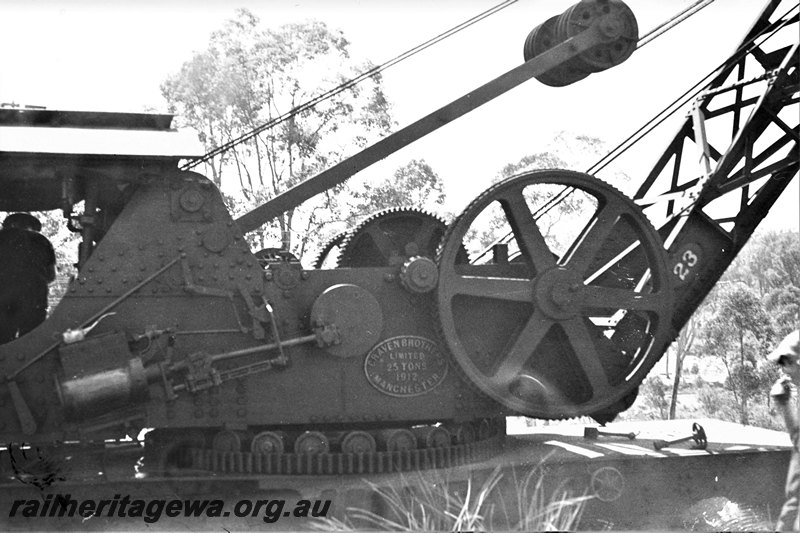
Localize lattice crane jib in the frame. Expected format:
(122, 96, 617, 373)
(633, 0, 799, 332)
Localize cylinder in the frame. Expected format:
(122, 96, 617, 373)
(56, 357, 149, 419)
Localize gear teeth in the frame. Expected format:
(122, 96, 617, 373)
(434, 169, 672, 421)
(313, 231, 349, 269)
(337, 207, 450, 268)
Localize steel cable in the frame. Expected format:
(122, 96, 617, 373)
(473, 2, 798, 263)
(182, 0, 518, 170)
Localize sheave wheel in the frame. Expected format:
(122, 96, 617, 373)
(436, 169, 672, 419)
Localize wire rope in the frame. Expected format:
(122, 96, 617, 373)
(182, 0, 518, 170)
(472, 2, 798, 264)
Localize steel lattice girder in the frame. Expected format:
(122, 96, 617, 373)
(633, 0, 798, 333)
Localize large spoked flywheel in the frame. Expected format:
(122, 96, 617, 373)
(436, 170, 673, 419)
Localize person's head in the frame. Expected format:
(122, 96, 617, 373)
(768, 330, 800, 383)
(2, 212, 42, 232)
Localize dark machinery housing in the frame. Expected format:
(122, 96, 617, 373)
(0, 0, 796, 479)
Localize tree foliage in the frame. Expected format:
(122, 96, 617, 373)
(668, 316, 697, 419)
(699, 283, 775, 425)
(161, 9, 394, 257)
(626, 230, 796, 427)
(463, 133, 628, 259)
(723, 230, 800, 295)
(352, 159, 445, 216)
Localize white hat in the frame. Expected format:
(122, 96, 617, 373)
(768, 330, 800, 363)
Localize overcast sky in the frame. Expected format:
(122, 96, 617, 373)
(0, 0, 796, 230)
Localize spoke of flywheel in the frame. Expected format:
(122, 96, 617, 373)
(413, 221, 438, 254)
(365, 224, 395, 256)
(500, 189, 557, 273)
(581, 285, 661, 312)
(450, 275, 532, 302)
(560, 318, 612, 398)
(489, 309, 552, 387)
(564, 198, 626, 276)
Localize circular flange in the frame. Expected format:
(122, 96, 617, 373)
(310, 284, 383, 358)
(378, 428, 417, 452)
(436, 169, 673, 419)
(416, 426, 451, 448)
(250, 431, 286, 455)
(294, 431, 330, 455)
(401, 256, 439, 293)
(533, 266, 584, 320)
(202, 223, 231, 253)
(556, 0, 638, 73)
(179, 188, 205, 212)
(591, 466, 625, 502)
(340, 431, 377, 454)
(523, 15, 589, 87)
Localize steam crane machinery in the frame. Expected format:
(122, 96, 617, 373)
(0, 0, 796, 487)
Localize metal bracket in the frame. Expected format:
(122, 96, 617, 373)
(264, 301, 286, 363)
(237, 285, 266, 340)
(7, 379, 37, 435)
(180, 257, 249, 333)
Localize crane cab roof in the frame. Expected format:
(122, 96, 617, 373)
(0, 108, 204, 211)
(0, 108, 203, 158)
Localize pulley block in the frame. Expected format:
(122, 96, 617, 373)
(523, 0, 638, 86)
(556, 0, 638, 73)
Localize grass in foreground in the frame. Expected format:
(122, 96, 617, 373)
(311, 464, 590, 531)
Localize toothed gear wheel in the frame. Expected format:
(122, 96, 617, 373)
(337, 208, 456, 268)
(314, 231, 349, 269)
(435, 169, 673, 420)
(400, 256, 439, 293)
